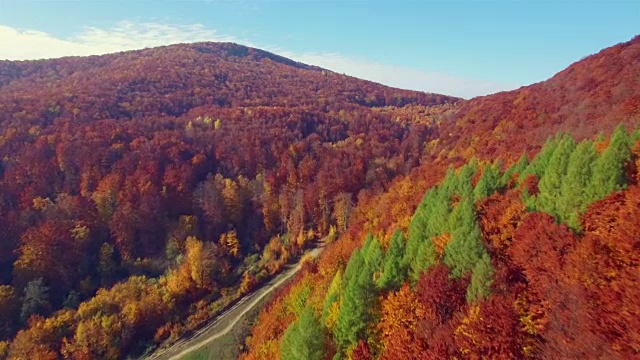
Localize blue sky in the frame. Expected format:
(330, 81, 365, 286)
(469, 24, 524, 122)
(0, 0, 638, 98)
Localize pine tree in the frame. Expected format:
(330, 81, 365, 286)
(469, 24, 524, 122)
(500, 153, 528, 187)
(361, 233, 374, 254)
(587, 125, 632, 201)
(281, 307, 326, 360)
(362, 236, 384, 274)
(454, 162, 477, 198)
(409, 240, 437, 282)
(535, 134, 576, 218)
(404, 191, 432, 266)
(322, 270, 343, 330)
(443, 199, 484, 278)
(405, 186, 450, 271)
(334, 259, 376, 350)
(341, 249, 363, 289)
(519, 134, 562, 182)
(425, 188, 451, 237)
(474, 162, 501, 200)
(378, 230, 407, 290)
(556, 141, 597, 229)
(439, 167, 459, 197)
(466, 252, 494, 302)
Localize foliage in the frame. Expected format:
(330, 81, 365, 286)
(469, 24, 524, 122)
(4, 36, 640, 360)
(377, 230, 406, 291)
(466, 253, 494, 302)
(522, 127, 633, 230)
(243, 124, 640, 360)
(280, 307, 325, 360)
(334, 251, 376, 351)
(20, 279, 50, 323)
(0, 42, 458, 356)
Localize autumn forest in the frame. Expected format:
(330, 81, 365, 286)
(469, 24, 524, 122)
(0, 35, 640, 360)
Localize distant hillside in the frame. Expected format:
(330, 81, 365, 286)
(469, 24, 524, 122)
(0, 42, 456, 126)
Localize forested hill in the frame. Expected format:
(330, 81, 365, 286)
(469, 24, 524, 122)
(433, 35, 640, 160)
(0, 42, 456, 125)
(240, 36, 640, 360)
(0, 43, 456, 359)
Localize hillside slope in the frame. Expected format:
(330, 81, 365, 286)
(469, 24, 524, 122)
(0, 42, 455, 125)
(0, 43, 456, 359)
(434, 35, 640, 160)
(241, 36, 640, 360)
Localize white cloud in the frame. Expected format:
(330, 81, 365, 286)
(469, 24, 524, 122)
(0, 21, 517, 98)
(0, 21, 241, 60)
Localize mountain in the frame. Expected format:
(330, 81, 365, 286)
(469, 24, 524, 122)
(241, 36, 640, 360)
(0, 42, 454, 124)
(0, 43, 457, 359)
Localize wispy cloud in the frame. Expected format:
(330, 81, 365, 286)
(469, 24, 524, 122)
(0, 21, 240, 59)
(0, 21, 517, 98)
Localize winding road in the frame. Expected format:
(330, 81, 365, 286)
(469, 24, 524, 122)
(142, 245, 324, 360)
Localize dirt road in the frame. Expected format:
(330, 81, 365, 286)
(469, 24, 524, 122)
(142, 245, 324, 360)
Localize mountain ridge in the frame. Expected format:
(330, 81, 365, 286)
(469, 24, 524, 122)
(429, 35, 640, 162)
(0, 42, 458, 124)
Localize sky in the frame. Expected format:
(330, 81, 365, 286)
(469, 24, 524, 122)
(0, 1, 638, 99)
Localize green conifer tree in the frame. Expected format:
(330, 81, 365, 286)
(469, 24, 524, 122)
(425, 188, 452, 237)
(519, 134, 562, 182)
(556, 141, 597, 229)
(322, 269, 343, 323)
(454, 162, 477, 198)
(409, 240, 437, 282)
(587, 125, 632, 201)
(474, 162, 501, 200)
(443, 199, 484, 278)
(334, 259, 376, 350)
(535, 134, 576, 217)
(341, 249, 363, 290)
(378, 230, 407, 290)
(500, 153, 528, 187)
(281, 307, 326, 360)
(360, 234, 374, 256)
(404, 191, 432, 266)
(439, 167, 459, 197)
(466, 252, 494, 302)
(362, 236, 384, 274)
